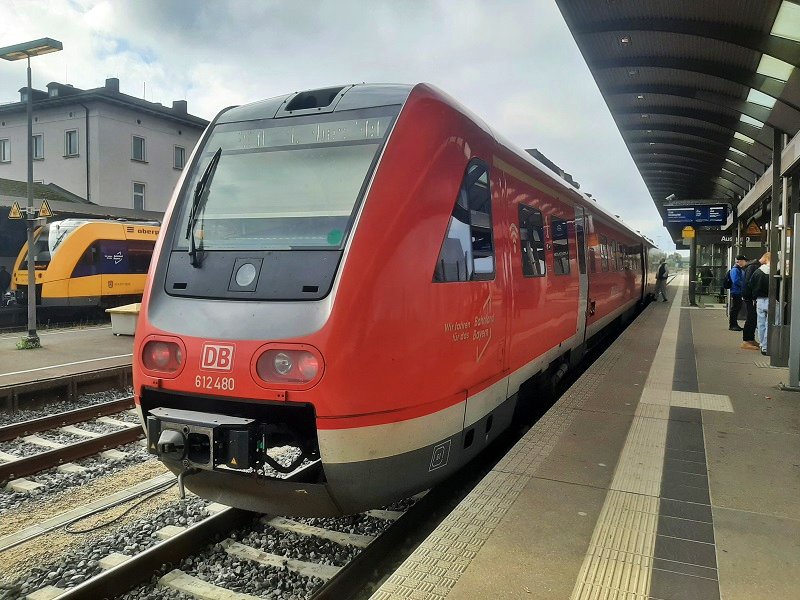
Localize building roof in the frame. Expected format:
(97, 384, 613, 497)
(0, 176, 162, 221)
(0, 176, 91, 205)
(0, 77, 208, 128)
(555, 0, 800, 242)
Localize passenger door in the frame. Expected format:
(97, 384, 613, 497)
(99, 240, 130, 298)
(574, 206, 589, 343)
(68, 245, 101, 306)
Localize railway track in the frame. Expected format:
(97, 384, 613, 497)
(4, 467, 420, 600)
(1, 396, 572, 598)
(5, 412, 526, 600)
(0, 410, 143, 485)
(0, 396, 134, 442)
(0, 427, 143, 484)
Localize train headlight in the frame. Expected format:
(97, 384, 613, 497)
(255, 348, 322, 386)
(297, 353, 320, 380)
(143, 340, 184, 373)
(274, 352, 293, 375)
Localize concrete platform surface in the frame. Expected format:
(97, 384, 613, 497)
(0, 325, 132, 387)
(371, 274, 799, 600)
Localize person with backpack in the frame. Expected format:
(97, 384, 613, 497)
(740, 252, 768, 350)
(725, 255, 747, 331)
(655, 258, 669, 302)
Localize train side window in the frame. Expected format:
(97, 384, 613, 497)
(619, 244, 628, 270)
(551, 216, 570, 275)
(97, 240, 130, 274)
(600, 235, 609, 272)
(129, 241, 155, 274)
(518, 205, 545, 277)
(433, 160, 494, 282)
(71, 244, 98, 278)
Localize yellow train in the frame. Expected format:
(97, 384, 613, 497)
(12, 219, 160, 309)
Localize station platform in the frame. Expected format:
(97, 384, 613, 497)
(0, 325, 133, 389)
(371, 273, 799, 600)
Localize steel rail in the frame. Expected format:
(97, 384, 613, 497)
(56, 507, 257, 600)
(0, 396, 135, 442)
(0, 426, 143, 483)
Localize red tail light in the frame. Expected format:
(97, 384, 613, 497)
(256, 349, 321, 385)
(142, 340, 184, 373)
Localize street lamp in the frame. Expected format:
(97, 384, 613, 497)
(0, 38, 63, 347)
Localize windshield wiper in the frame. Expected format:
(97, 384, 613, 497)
(52, 227, 70, 252)
(186, 147, 222, 268)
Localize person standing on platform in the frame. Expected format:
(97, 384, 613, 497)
(726, 255, 747, 331)
(748, 252, 771, 356)
(740, 252, 767, 350)
(655, 258, 669, 302)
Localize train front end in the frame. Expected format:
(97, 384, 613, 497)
(133, 85, 415, 516)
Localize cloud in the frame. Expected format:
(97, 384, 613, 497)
(0, 0, 671, 247)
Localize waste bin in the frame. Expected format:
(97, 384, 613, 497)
(106, 303, 140, 336)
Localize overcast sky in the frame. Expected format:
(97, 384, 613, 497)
(0, 0, 673, 249)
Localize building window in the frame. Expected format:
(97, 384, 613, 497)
(174, 145, 185, 169)
(0, 139, 9, 163)
(33, 134, 44, 160)
(519, 204, 545, 277)
(551, 216, 571, 275)
(133, 182, 145, 210)
(133, 135, 146, 162)
(65, 130, 78, 157)
(433, 160, 494, 282)
(49, 88, 58, 98)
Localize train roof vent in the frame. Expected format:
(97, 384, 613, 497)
(276, 85, 352, 118)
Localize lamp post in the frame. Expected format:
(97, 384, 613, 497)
(0, 38, 63, 347)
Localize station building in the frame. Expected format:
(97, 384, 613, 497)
(0, 77, 207, 270)
(0, 77, 207, 212)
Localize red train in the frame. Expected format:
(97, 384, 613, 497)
(133, 83, 656, 516)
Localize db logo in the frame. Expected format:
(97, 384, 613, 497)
(200, 343, 235, 371)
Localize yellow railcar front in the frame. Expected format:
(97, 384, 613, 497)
(12, 219, 159, 309)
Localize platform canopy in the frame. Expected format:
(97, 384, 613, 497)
(556, 0, 800, 241)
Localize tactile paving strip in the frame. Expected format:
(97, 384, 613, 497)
(570, 292, 685, 600)
(369, 304, 653, 600)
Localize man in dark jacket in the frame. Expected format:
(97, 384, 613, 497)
(655, 259, 669, 302)
(741, 253, 766, 350)
(727, 255, 747, 331)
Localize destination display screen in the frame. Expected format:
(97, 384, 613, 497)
(666, 205, 727, 224)
(209, 115, 395, 152)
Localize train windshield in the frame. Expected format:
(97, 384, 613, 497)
(174, 105, 400, 252)
(21, 222, 80, 269)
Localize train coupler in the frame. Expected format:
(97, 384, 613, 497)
(147, 407, 255, 471)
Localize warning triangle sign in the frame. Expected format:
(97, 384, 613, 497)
(8, 202, 23, 219)
(39, 199, 53, 218)
(230, 456, 238, 466)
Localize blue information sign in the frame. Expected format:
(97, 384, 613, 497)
(666, 205, 727, 225)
